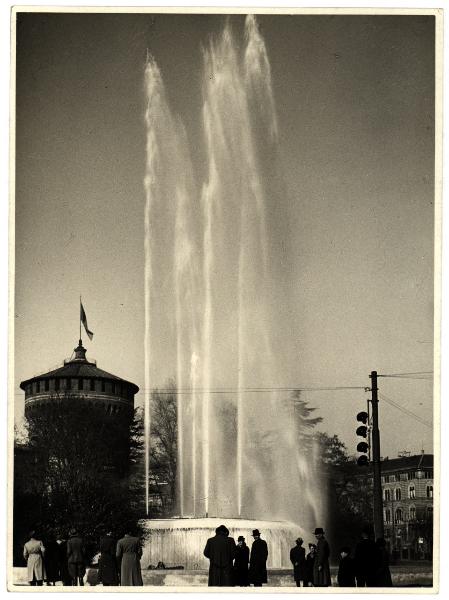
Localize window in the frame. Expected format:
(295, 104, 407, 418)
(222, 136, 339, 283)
(395, 488, 401, 501)
(35, 381, 40, 393)
(55, 379, 60, 392)
(90, 379, 95, 391)
(407, 471, 416, 481)
(78, 378, 83, 391)
(384, 475, 390, 483)
(395, 508, 403, 524)
(410, 507, 416, 521)
(66, 378, 71, 390)
(384, 489, 391, 501)
(409, 485, 415, 499)
(427, 507, 433, 515)
(426, 486, 433, 499)
(424, 471, 432, 479)
(395, 474, 401, 481)
(385, 509, 391, 524)
(101, 380, 106, 393)
(45, 379, 49, 391)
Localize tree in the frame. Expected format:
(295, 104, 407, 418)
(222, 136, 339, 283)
(291, 390, 323, 451)
(315, 432, 373, 554)
(14, 396, 143, 564)
(148, 380, 178, 514)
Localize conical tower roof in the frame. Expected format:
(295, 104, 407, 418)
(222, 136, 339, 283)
(20, 340, 139, 394)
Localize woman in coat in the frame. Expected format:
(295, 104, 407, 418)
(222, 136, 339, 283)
(233, 536, 249, 586)
(304, 544, 316, 586)
(116, 531, 143, 586)
(313, 528, 331, 587)
(98, 532, 119, 586)
(23, 531, 45, 586)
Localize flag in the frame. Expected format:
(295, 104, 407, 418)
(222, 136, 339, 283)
(80, 301, 94, 340)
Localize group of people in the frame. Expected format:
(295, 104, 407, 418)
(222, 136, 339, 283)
(203, 526, 268, 586)
(23, 529, 144, 587)
(290, 526, 392, 588)
(24, 523, 392, 588)
(203, 524, 392, 588)
(337, 529, 392, 587)
(290, 527, 331, 586)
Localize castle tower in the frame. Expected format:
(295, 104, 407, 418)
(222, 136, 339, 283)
(20, 340, 139, 418)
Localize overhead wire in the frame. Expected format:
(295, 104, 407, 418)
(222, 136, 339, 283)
(378, 371, 433, 380)
(135, 385, 367, 395)
(378, 392, 432, 429)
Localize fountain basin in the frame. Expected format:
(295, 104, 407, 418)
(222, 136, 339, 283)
(140, 517, 307, 570)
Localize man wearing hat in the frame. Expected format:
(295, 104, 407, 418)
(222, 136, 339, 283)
(249, 529, 268, 587)
(233, 536, 250, 586)
(203, 524, 236, 586)
(290, 537, 306, 587)
(66, 529, 86, 586)
(313, 527, 331, 587)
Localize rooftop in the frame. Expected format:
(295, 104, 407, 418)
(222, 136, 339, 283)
(20, 340, 139, 394)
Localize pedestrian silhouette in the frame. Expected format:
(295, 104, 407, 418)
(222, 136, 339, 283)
(354, 526, 378, 587)
(233, 535, 249, 586)
(67, 529, 86, 586)
(304, 543, 316, 586)
(337, 546, 356, 587)
(203, 524, 236, 586)
(24, 530, 45, 586)
(374, 538, 392, 587)
(249, 529, 268, 587)
(290, 537, 306, 587)
(116, 530, 143, 586)
(313, 527, 331, 587)
(98, 531, 119, 586)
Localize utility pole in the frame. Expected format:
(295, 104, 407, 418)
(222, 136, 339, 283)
(370, 370, 384, 539)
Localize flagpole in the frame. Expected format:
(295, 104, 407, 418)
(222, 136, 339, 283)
(79, 295, 82, 343)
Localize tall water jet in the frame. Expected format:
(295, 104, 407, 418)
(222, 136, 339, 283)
(143, 15, 325, 564)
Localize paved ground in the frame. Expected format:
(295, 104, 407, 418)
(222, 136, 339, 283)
(12, 563, 433, 588)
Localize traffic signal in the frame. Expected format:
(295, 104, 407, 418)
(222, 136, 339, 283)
(356, 411, 370, 466)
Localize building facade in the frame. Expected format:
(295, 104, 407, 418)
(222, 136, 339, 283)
(381, 454, 433, 560)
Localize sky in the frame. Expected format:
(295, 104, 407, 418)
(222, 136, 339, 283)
(13, 10, 435, 459)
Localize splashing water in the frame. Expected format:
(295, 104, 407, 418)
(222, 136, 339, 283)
(144, 16, 324, 529)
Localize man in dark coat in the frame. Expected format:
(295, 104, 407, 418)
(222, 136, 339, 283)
(290, 537, 306, 586)
(337, 546, 356, 587)
(354, 526, 379, 587)
(67, 529, 86, 586)
(56, 534, 72, 586)
(233, 535, 249, 586)
(98, 532, 119, 586)
(313, 527, 331, 587)
(43, 535, 60, 585)
(249, 529, 268, 587)
(374, 538, 392, 587)
(203, 525, 236, 586)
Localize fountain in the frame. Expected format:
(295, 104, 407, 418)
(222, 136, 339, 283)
(142, 15, 325, 571)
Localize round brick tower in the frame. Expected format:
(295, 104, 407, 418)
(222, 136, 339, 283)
(20, 340, 139, 418)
